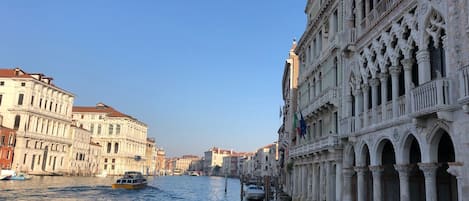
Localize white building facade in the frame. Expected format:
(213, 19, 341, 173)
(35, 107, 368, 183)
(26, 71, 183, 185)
(0, 68, 74, 175)
(287, 0, 469, 200)
(72, 103, 148, 175)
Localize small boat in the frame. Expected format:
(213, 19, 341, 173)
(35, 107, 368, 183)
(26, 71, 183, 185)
(112, 171, 147, 190)
(0, 175, 11, 180)
(244, 185, 265, 200)
(9, 173, 32, 180)
(190, 171, 200, 176)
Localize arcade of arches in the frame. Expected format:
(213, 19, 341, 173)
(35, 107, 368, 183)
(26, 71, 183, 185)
(342, 128, 459, 201)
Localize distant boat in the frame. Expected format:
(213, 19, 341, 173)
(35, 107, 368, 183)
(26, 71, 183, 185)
(112, 171, 147, 190)
(244, 185, 265, 200)
(9, 173, 32, 180)
(0, 175, 11, 180)
(190, 172, 200, 176)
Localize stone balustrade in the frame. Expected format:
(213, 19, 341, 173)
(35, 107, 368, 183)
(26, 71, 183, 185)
(303, 87, 338, 117)
(411, 78, 452, 116)
(290, 135, 339, 157)
(458, 65, 469, 105)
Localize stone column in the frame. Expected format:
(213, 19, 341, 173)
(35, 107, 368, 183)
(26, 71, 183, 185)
(370, 165, 384, 201)
(362, 84, 370, 127)
(389, 66, 401, 118)
(416, 49, 431, 85)
(342, 168, 355, 201)
(326, 161, 331, 201)
(394, 164, 413, 201)
(313, 163, 319, 201)
(346, 95, 353, 133)
(380, 73, 389, 120)
(370, 78, 379, 124)
(336, 162, 343, 201)
(401, 58, 414, 114)
(354, 88, 363, 130)
(354, 166, 367, 201)
(418, 163, 439, 201)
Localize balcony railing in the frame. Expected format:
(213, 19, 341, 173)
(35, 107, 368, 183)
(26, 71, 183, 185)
(302, 87, 338, 116)
(458, 65, 469, 104)
(411, 78, 452, 116)
(289, 135, 339, 157)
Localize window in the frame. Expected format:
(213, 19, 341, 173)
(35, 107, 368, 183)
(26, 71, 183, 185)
(319, 120, 323, 137)
(114, 143, 119, 153)
(104, 164, 107, 170)
(39, 98, 42, 107)
(107, 143, 111, 153)
(55, 104, 58, 112)
(23, 154, 27, 164)
(0, 94, 2, 106)
(18, 94, 24, 105)
(26, 140, 29, 148)
(21, 82, 25, 87)
(90, 124, 94, 133)
(14, 115, 21, 130)
(49, 102, 52, 111)
(97, 125, 102, 135)
(31, 96, 34, 106)
(0, 135, 4, 146)
(111, 165, 115, 170)
(112, 158, 115, 163)
(0, 81, 4, 86)
(38, 155, 41, 165)
(104, 158, 108, 163)
(44, 100, 47, 109)
(116, 125, 121, 135)
(109, 124, 113, 135)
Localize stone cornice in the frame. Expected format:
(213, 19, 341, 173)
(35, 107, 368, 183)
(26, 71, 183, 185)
(296, 0, 338, 54)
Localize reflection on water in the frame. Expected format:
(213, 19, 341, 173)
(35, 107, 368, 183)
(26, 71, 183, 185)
(0, 176, 242, 201)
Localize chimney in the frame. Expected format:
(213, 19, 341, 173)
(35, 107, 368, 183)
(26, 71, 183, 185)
(14, 68, 20, 76)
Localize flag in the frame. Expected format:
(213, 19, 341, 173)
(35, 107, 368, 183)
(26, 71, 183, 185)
(300, 112, 307, 138)
(293, 113, 300, 135)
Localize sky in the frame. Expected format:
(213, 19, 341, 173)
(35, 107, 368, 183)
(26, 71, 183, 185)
(0, 1, 306, 157)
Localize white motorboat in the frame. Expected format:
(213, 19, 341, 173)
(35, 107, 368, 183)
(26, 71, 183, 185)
(95, 171, 107, 178)
(244, 185, 265, 200)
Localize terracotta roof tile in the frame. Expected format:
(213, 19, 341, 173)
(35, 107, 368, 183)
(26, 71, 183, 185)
(73, 103, 133, 119)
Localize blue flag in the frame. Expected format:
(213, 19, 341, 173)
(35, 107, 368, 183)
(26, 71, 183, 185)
(300, 112, 307, 138)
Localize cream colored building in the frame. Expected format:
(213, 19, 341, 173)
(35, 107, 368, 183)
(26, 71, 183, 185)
(203, 147, 233, 176)
(67, 125, 93, 176)
(0, 68, 74, 175)
(144, 138, 157, 175)
(72, 103, 148, 175)
(89, 140, 101, 176)
(172, 155, 200, 175)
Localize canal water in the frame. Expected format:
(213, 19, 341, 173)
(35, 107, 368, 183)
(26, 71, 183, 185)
(0, 176, 243, 201)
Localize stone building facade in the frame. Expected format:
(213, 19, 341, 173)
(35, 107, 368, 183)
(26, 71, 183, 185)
(279, 41, 300, 194)
(72, 103, 148, 175)
(284, 0, 469, 200)
(0, 127, 16, 169)
(0, 68, 74, 175)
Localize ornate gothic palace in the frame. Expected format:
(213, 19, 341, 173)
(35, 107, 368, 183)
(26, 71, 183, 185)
(279, 0, 469, 200)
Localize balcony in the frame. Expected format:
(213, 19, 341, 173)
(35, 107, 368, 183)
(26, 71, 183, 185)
(359, 0, 399, 33)
(411, 78, 452, 117)
(289, 135, 339, 158)
(458, 65, 469, 107)
(302, 87, 339, 117)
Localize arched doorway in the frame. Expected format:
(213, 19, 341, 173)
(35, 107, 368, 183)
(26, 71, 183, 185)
(360, 145, 372, 201)
(403, 135, 425, 201)
(436, 132, 458, 201)
(379, 140, 399, 201)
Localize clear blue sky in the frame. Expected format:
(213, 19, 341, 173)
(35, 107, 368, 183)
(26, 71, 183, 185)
(0, 1, 306, 157)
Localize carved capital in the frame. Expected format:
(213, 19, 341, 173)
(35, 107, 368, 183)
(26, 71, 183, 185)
(379, 72, 389, 82)
(394, 164, 413, 177)
(401, 58, 415, 71)
(369, 78, 380, 87)
(362, 84, 370, 92)
(389, 66, 402, 76)
(354, 166, 368, 175)
(353, 88, 363, 96)
(416, 49, 430, 63)
(418, 163, 439, 177)
(369, 165, 384, 176)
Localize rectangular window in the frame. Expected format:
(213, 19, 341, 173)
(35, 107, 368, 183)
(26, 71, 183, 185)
(97, 125, 102, 135)
(112, 158, 115, 163)
(38, 155, 41, 165)
(18, 94, 24, 105)
(44, 100, 47, 109)
(0, 81, 4, 86)
(319, 120, 323, 137)
(104, 158, 108, 163)
(116, 125, 121, 135)
(23, 154, 27, 164)
(21, 82, 25, 87)
(31, 96, 34, 106)
(109, 125, 113, 135)
(104, 164, 108, 170)
(90, 124, 94, 133)
(39, 98, 42, 107)
(111, 165, 115, 170)
(49, 102, 52, 111)
(0, 94, 3, 106)
(0, 135, 4, 146)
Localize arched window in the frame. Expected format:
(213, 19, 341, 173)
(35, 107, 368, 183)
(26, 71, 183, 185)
(107, 143, 111, 153)
(114, 143, 119, 153)
(14, 115, 21, 130)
